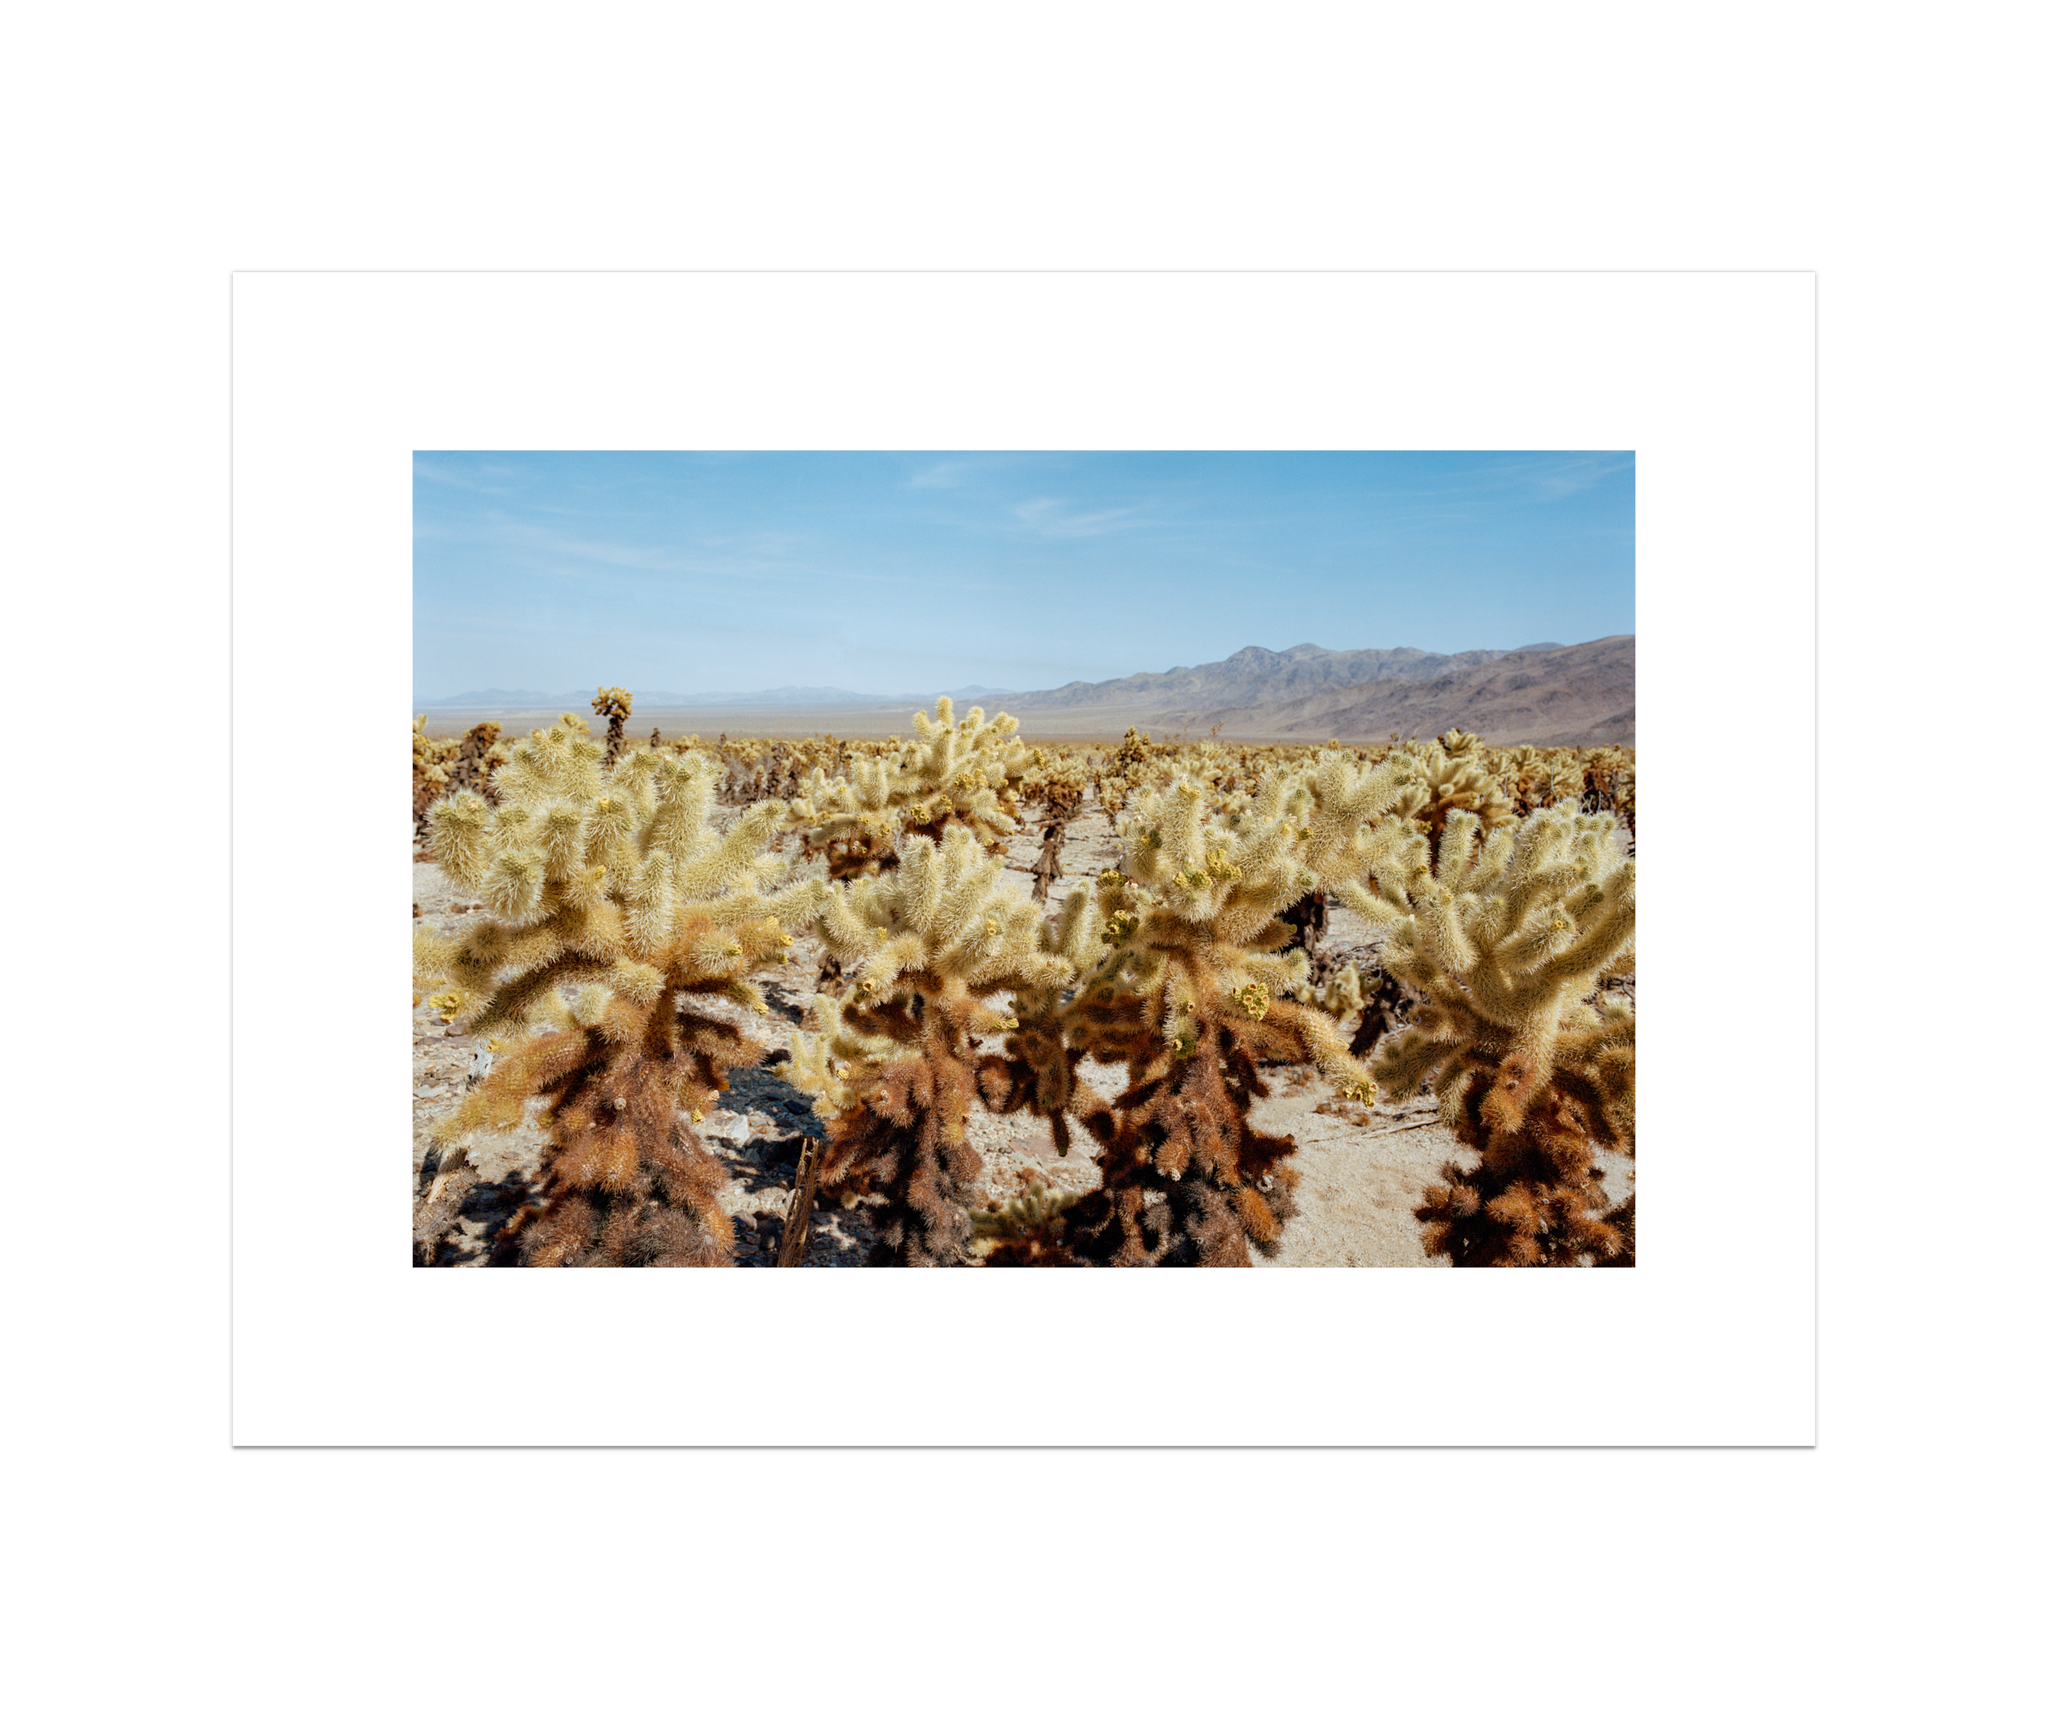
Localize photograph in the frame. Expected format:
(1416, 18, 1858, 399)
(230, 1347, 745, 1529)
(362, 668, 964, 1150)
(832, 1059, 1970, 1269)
(237, 269, 1800, 1448)
(410, 449, 1637, 1270)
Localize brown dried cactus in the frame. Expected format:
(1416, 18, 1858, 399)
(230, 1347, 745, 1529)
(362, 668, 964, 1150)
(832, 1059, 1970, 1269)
(591, 686, 633, 765)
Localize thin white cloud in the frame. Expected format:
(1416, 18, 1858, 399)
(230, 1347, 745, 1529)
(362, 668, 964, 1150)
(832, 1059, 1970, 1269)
(412, 457, 517, 497)
(1009, 497, 1148, 538)
(1517, 452, 1633, 501)
(904, 452, 1052, 489)
(432, 516, 1000, 592)
(1335, 454, 1633, 532)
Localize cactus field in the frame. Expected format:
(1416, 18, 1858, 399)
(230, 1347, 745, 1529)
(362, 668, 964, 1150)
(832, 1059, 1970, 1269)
(412, 694, 1635, 1268)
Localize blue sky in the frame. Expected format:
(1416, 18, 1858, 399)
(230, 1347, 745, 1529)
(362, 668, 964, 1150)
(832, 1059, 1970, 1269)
(413, 451, 1633, 699)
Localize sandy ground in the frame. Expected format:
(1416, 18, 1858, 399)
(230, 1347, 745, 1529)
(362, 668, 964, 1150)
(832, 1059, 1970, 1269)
(412, 800, 1633, 1267)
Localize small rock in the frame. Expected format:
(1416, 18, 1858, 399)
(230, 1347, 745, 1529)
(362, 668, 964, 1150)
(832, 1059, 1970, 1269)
(700, 1109, 750, 1147)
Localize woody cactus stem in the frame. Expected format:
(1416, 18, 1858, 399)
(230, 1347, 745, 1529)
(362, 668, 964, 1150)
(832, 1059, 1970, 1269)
(1029, 817, 1066, 905)
(1277, 886, 1331, 982)
(592, 686, 634, 766)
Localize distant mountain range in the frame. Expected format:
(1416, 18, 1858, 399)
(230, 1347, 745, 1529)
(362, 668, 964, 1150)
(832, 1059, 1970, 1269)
(1114, 636, 1635, 747)
(1001, 641, 1568, 711)
(415, 636, 1632, 746)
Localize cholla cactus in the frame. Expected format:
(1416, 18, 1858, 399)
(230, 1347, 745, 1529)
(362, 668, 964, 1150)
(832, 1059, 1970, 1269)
(1581, 746, 1635, 827)
(1344, 806, 1636, 1266)
(1110, 726, 1155, 776)
(784, 824, 1067, 1265)
(592, 686, 633, 765)
(972, 1180, 1081, 1266)
(976, 878, 1117, 1162)
(1490, 744, 1592, 817)
(414, 712, 827, 1266)
(1017, 748, 1088, 814)
(447, 720, 505, 803)
(1388, 728, 1515, 862)
(790, 698, 1027, 880)
(412, 716, 460, 848)
(1040, 753, 1412, 1265)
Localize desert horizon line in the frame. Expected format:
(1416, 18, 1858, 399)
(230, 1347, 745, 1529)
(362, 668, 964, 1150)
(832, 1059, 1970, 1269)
(413, 631, 1632, 708)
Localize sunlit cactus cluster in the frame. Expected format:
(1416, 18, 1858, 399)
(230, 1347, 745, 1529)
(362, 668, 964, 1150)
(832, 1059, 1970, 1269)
(790, 696, 1027, 880)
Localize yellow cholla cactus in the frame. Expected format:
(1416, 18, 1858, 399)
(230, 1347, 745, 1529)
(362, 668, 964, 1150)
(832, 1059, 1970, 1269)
(783, 823, 1069, 1265)
(1348, 806, 1637, 1267)
(1017, 753, 1410, 1266)
(413, 712, 828, 1267)
(789, 697, 1028, 880)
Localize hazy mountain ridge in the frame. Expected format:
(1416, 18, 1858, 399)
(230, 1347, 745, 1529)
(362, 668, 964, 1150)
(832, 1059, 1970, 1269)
(1144, 636, 1634, 746)
(415, 636, 1630, 746)
(1004, 641, 1569, 711)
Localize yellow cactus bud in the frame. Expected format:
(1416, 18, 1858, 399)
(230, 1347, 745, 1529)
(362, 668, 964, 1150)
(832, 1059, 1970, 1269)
(1230, 981, 1272, 1022)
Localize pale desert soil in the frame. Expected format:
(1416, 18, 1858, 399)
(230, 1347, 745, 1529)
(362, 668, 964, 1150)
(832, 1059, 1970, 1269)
(411, 802, 1633, 1267)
